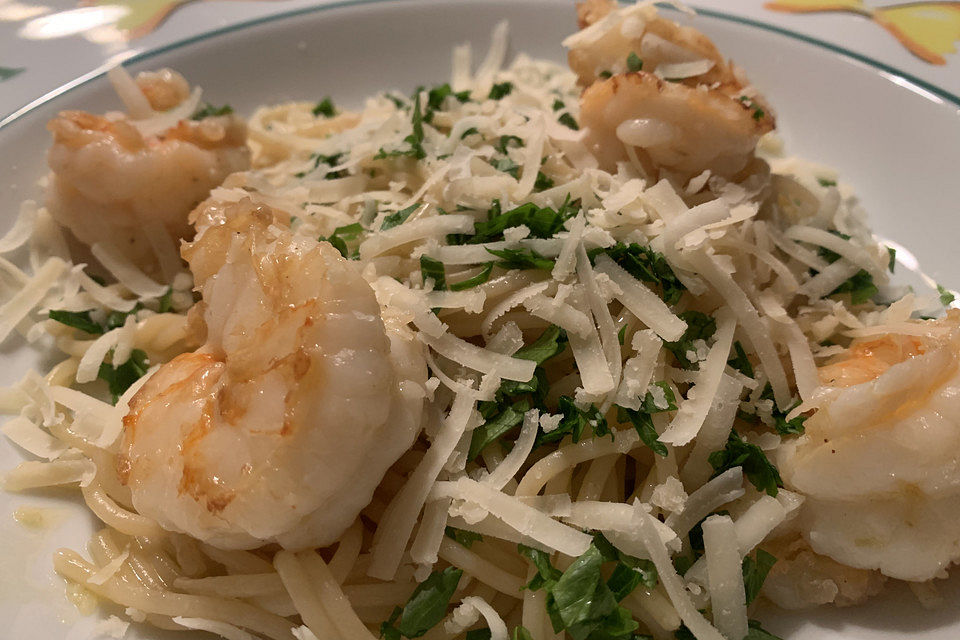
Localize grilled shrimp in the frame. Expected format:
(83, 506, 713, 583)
(46, 69, 249, 272)
(118, 198, 427, 550)
(779, 313, 960, 581)
(579, 72, 774, 181)
(568, 0, 738, 88)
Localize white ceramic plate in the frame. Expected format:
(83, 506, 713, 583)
(1, 1, 959, 638)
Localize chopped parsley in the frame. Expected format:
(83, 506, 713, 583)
(617, 382, 677, 457)
(743, 548, 777, 605)
(381, 204, 419, 231)
(48, 310, 104, 335)
(551, 98, 580, 130)
(98, 349, 150, 404)
(375, 92, 427, 160)
(444, 526, 483, 549)
(817, 177, 837, 187)
(449, 262, 494, 291)
(190, 103, 233, 120)
(487, 81, 514, 100)
(424, 83, 471, 124)
(663, 311, 716, 369)
(296, 152, 346, 179)
(311, 97, 336, 117)
(537, 396, 609, 447)
(599, 70, 613, 79)
(157, 287, 173, 313)
(462, 198, 579, 245)
(887, 246, 896, 273)
(319, 222, 363, 258)
(487, 247, 555, 271)
(626, 52, 643, 72)
(939, 283, 955, 306)
(419, 256, 446, 290)
(708, 430, 783, 497)
(813, 230, 878, 304)
(496, 135, 523, 154)
(588, 243, 685, 305)
(380, 567, 463, 639)
(469, 400, 530, 461)
(727, 341, 754, 378)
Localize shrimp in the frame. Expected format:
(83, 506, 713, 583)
(569, 1, 775, 182)
(117, 198, 427, 550)
(760, 536, 886, 609)
(579, 72, 774, 181)
(778, 313, 960, 581)
(569, 0, 739, 89)
(45, 68, 250, 273)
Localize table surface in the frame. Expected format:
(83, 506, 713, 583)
(0, 0, 958, 125)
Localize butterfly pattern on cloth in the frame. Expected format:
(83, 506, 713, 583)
(766, 0, 960, 65)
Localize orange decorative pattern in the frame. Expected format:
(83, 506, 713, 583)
(765, 0, 960, 64)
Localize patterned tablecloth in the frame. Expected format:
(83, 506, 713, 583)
(0, 0, 957, 123)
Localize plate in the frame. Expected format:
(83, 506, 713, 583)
(1, 1, 959, 638)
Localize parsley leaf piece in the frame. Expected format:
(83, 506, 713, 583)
(727, 341, 754, 378)
(746, 619, 784, 640)
(640, 382, 678, 414)
(449, 262, 494, 291)
(830, 269, 878, 305)
(98, 349, 149, 404)
(424, 83, 471, 123)
(190, 103, 233, 120)
(468, 200, 577, 244)
(534, 171, 555, 191)
(468, 400, 529, 461)
(618, 407, 668, 457)
(444, 526, 483, 549)
(420, 256, 446, 290)
(381, 204, 419, 231)
(157, 287, 173, 313)
(375, 92, 427, 159)
(549, 545, 624, 639)
(626, 52, 643, 72)
(558, 112, 579, 130)
(887, 246, 896, 273)
(752, 107, 766, 121)
(743, 549, 777, 605)
(512, 627, 534, 640)
(538, 396, 608, 446)
(817, 177, 837, 187)
(296, 152, 346, 178)
(319, 222, 362, 258)
(48, 309, 104, 335)
(513, 325, 568, 366)
(389, 567, 463, 638)
(663, 311, 717, 369)
(588, 243, 685, 305)
(460, 127, 479, 139)
(599, 70, 613, 79)
(939, 283, 955, 307)
(312, 97, 336, 118)
(496, 135, 523, 154)
(487, 247, 555, 271)
(709, 430, 783, 497)
(518, 543, 562, 590)
(488, 81, 514, 100)
(494, 156, 520, 178)
(618, 325, 627, 345)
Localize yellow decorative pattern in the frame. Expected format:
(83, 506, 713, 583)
(766, 0, 960, 64)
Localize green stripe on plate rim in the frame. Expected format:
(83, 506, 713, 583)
(1, 0, 957, 130)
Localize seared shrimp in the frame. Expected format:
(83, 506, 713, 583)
(579, 72, 773, 181)
(118, 198, 427, 550)
(46, 69, 249, 272)
(569, 0, 738, 88)
(569, 1, 775, 182)
(779, 313, 960, 581)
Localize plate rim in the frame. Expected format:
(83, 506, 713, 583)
(0, 0, 958, 132)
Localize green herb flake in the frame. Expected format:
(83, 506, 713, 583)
(495, 135, 523, 154)
(381, 567, 463, 638)
(444, 526, 483, 549)
(588, 243, 685, 305)
(939, 284, 955, 307)
(626, 52, 643, 72)
(468, 400, 529, 461)
(449, 262, 494, 291)
(518, 544, 562, 590)
(157, 287, 173, 313)
(727, 341, 754, 378)
(743, 549, 777, 605)
(599, 70, 613, 79)
(538, 397, 609, 446)
(488, 82, 514, 100)
(381, 204, 419, 231)
(746, 619, 784, 640)
(460, 127, 479, 139)
(663, 311, 716, 369)
(558, 112, 579, 130)
(817, 177, 837, 187)
(617, 325, 627, 345)
(465, 199, 579, 245)
(830, 269, 878, 305)
(487, 247, 555, 271)
(420, 256, 446, 291)
(619, 407, 668, 457)
(48, 310, 104, 335)
(709, 430, 783, 497)
(190, 103, 233, 120)
(312, 97, 336, 118)
(514, 325, 568, 366)
(98, 349, 150, 404)
(887, 246, 896, 273)
(512, 627, 534, 640)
